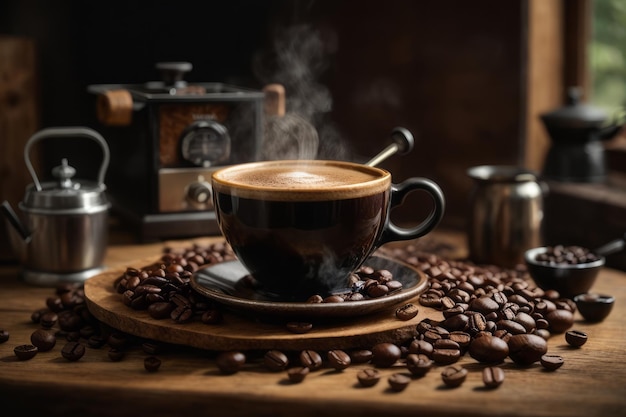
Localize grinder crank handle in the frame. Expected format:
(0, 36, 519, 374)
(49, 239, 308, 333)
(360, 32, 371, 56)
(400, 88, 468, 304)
(365, 127, 414, 167)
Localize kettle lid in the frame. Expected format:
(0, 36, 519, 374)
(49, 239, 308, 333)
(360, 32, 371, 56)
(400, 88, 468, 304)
(21, 158, 109, 213)
(540, 87, 608, 128)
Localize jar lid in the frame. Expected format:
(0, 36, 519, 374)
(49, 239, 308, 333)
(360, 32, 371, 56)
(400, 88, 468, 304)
(540, 87, 607, 128)
(20, 159, 109, 214)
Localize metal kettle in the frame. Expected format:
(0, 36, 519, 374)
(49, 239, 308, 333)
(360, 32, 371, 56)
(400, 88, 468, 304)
(540, 86, 624, 182)
(1, 127, 111, 285)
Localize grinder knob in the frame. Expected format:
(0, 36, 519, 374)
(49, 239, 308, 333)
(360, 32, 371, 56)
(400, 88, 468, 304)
(186, 177, 213, 208)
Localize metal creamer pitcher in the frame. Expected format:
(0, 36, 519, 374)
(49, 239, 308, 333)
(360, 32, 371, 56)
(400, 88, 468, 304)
(467, 165, 545, 268)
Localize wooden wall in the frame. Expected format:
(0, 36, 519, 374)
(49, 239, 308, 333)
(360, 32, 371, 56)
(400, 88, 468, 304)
(0, 0, 568, 238)
(0, 36, 39, 261)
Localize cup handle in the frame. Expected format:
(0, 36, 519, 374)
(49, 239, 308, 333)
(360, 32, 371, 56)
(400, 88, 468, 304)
(379, 178, 445, 245)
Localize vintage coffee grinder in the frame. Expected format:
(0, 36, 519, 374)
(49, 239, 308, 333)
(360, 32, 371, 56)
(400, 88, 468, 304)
(88, 62, 266, 241)
(540, 86, 624, 183)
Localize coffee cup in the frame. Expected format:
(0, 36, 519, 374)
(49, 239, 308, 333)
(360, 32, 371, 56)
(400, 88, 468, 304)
(211, 160, 445, 301)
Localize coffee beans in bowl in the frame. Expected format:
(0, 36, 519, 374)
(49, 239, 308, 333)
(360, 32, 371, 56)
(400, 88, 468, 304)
(524, 245, 604, 298)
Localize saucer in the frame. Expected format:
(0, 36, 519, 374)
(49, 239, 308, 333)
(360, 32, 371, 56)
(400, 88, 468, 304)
(190, 255, 428, 319)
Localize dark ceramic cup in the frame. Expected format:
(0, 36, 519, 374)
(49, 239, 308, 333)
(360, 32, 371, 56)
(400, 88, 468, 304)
(211, 160, 445, 301)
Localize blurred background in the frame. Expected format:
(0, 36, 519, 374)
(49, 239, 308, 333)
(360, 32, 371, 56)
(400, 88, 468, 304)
(1, 0, 625, 268)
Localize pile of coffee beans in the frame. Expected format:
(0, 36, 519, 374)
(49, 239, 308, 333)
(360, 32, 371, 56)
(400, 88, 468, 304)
(115, 242, 235, 324)
(533, 245, 600, 265)
(5, 239, 593, 392)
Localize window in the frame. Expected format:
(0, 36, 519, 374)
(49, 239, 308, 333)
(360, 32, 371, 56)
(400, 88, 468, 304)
(591, 0, 626, 118)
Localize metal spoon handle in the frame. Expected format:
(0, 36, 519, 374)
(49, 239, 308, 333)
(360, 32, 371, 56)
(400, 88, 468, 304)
(365, 127, 414, 167)
(594, 232, 626, 257)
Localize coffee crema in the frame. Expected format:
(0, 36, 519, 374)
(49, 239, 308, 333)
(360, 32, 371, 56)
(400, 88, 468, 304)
(212, 160, 390, 201)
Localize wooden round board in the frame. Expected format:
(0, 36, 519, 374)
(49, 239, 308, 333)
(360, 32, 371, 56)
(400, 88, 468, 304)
(84, 259, 440, 351)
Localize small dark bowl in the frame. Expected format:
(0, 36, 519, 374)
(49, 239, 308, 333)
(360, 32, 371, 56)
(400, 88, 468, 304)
(524, 247, 604, 298)
(573, 293, 615, 322)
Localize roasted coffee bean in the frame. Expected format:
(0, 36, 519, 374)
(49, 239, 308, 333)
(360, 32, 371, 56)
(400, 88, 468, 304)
(264, 350, 289, 372)
(357, 368, 381, 387)
(386, 280, 403, 292)
(416, 318, 435, 335)
(107, 348, 125, 362)
(87, 334, 107, 348)
(470, 296, 500, 315)
(467, 312, 487, 334)
(367, 283, 389, 298)
(201, 309, 223, 324)
(31, 308, 47, 324)
(535, 328, 551, 340)
(388, 373, 411, 392)
(540, 354, 564, 371)
(350, 349, 373, 364)
(507, 333, 548, 366)
(495, 319, 527, 335)
(408, 339, 434, 358)
(432, 339, 461, 365)
(345, 292, 365, 301)
(441, 365, 468, 388)
(144, 356, 162, 372)
(61, 341, 85, 361)
(536, 318, 550, 330)
(306, 294, 324, 303)
(216, 351, 246, 374)
(79, 325, 97, 339)
(441, 313, 469, 331)
(482, 366, 505, 389)
(327, 349, 351, 370)
(396, 303, 419, 321)
(148, 301, 175, 319)
(170, 305, 193, 323)
(40, 311, 58, 328)
(46, 296, 64, 312)
(66, 331, 81, 342)
(468, 334, 509, 363)
(449, 331, 472, 349)
(14, 344, 38, 360)
(423, 327, 449, 344)
(565, 330, 588, 347)
(299, 350, 323, 370)
(142, 341, 164, 355)
(0, 329, 9, 343)
(546, 309, 575, 333)
(448, 288, 471, 304)
(371, 343, 401, 368)
(286, 366, 309, 383)
(107, 332, 128, 349)
(514, 312, 536, 333)
(323, 295, 344, 303)
(286, 322, 313, 334)
(419, 291, 442, 308)
(406, 353, 433, 377)
(30, 329, 56, 352)
(442, 305, 465, 318)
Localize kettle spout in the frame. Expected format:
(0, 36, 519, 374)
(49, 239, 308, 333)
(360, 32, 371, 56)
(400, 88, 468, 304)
(1, 200, 32, 242)
(599, 123, 624, 141)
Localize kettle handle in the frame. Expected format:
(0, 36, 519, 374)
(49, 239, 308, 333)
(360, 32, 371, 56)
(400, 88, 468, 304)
(24, 127, 110, 191)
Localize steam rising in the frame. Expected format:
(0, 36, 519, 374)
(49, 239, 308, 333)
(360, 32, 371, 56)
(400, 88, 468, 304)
(253, 24, 351, 161)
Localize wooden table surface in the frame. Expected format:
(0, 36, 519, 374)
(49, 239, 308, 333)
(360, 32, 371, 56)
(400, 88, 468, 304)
(1, 231, 625, 417)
